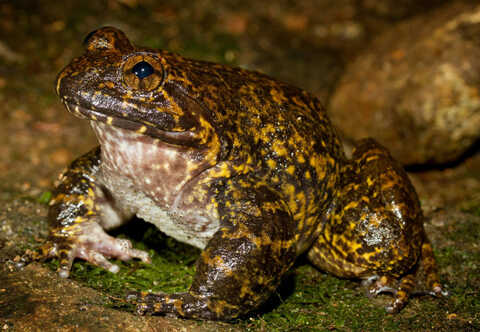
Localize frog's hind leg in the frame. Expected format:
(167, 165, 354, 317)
(308, 138, 446, 313)
(133, 183, 297, 320)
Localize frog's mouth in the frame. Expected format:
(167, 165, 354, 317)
(64, 102, 198, 146)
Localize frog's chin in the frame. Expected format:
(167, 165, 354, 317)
(63, 102, 198, 146)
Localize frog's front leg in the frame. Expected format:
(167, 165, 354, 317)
(134, 184, 297, 320)
(42, 146, 150, 277)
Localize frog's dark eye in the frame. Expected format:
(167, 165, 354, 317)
(123, 54, 163, 92)
(132, 61, 154, 79)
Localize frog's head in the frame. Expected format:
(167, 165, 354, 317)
(56, 27, 213, 147)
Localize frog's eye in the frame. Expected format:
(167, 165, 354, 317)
(123, 55, 163, 92)
(132, 61, 154, 79)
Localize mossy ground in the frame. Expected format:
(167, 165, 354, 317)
(39, 208, 478, 331)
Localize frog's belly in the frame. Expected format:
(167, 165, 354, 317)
(98, 171, 220, 249)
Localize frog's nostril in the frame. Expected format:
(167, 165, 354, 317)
(132, 61, 154, 79)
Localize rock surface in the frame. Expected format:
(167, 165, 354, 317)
(329, 1, 480, 165)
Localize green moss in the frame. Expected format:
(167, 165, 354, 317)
(240, 264, 392, 331)
(460, 198, 480, 217)
(37, 191, 52, 205)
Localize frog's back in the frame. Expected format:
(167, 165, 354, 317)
(161, 53, 345, 249)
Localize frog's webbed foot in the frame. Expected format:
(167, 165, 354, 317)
(428, 285, 449, 297)
(47, 221, 151, 278)
(362, 248, 448, 315)
(362, 275, 397, 298)
(128, 291, 213, 319)
(362, 274, 415, 313)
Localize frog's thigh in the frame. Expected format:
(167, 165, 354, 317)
(307, 236, 368, 278)
(137, 185, 297, 320)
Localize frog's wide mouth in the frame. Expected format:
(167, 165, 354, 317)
(63, 102, 198, 145)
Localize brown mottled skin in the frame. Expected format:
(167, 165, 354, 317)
(38, 27, 446, 320)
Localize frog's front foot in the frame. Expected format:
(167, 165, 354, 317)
(46, 222, 151, 278)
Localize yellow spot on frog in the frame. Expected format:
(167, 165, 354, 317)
(272, 141, 288, 157)
(344, 201, 359, 211)
(266, 159, 276, 169)
(305, 170, 311, 180)
(298, 154, 306, 163)
(286, 165, 295, 175)
(270, 88, 288, 105)
(137, 126, 147, 134)
(366, 176, 374, 186)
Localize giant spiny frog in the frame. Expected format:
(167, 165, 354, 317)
(38, 27, 446, 320)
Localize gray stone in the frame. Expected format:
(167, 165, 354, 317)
(329, 2, 480, 165)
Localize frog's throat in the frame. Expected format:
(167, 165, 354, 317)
(64, 102, 199, 146)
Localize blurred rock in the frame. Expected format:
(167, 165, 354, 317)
(358, 0, 451, 20)
(329, 2, 480, 165)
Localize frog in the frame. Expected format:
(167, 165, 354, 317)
(38, 26, 446, 320)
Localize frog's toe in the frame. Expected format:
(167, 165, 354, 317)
(132, 292, 163, 315)
(72, 234, 150, 272)
(387, 274, 415, 314)
(16, 241, 58, 270)
(104, 237, 151, 264)
(49, 222, 151, 277)
(125, 291, 155, 315)
(132, 292, 180, 316)
(129, 291, 221, 319)
(77, 249, 120, 274)
(363, 275, 397, 298)
(430, 284, 449, 297)
(56, 238, 150, 277)
(362, 274, 413, 313)
(366, 284, 397, 298)
(385, 297, 406, 314)
(57, 246, 76, 278)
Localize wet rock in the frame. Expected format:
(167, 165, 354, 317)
(358, 0, 450, 20)
(329, 2, 480, 165)
(0, 263, 240, 332)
